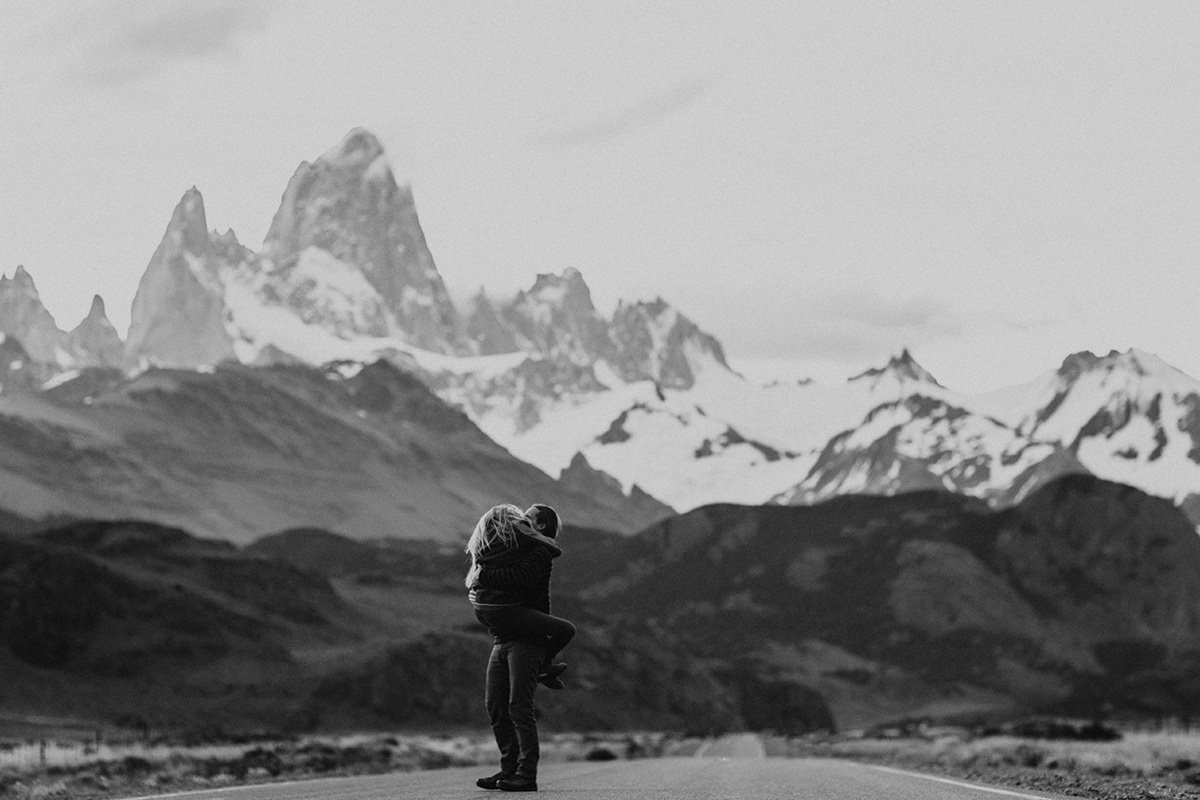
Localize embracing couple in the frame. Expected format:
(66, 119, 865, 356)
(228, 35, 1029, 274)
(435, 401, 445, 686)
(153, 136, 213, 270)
(465, 503, 576, 793)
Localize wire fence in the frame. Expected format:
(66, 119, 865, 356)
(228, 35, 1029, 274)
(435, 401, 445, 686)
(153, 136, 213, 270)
(1115, 716, 1200, 736)
(0, 713, 234, 772)
(0, 736, 273, 771)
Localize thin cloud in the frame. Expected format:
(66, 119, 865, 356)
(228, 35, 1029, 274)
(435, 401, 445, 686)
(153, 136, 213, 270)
(789, 328, 908, 361)
(737, 324, 940, 370)
(536, 76, 713, 148)
(61, 0, 273, 87)
(996, 314, 1059, 332)
(799, 295, 963, 360)
(813, 291, 964, 336)
(712, 290, 964, 367)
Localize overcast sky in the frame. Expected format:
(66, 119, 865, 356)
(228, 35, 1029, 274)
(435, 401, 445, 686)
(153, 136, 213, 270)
(2, 1, 1199, 392)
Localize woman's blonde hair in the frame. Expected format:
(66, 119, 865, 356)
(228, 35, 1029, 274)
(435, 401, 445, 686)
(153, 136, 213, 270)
(464, 503, 528, 587)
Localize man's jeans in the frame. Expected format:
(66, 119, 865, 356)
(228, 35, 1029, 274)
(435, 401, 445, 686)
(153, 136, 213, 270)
(484, 640, 545, 779)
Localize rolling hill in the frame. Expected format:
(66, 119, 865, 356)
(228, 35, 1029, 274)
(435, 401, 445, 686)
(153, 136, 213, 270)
(4, 476, 1198, 735)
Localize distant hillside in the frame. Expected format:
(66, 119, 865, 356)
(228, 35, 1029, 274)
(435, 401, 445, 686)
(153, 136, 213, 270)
(0, 520, 354, 731)
(0, 519, 774, 734)
(3, 477, 1198, 735)
(247, 523, 630, 591)
(578, 475, 1200, 727)
(0, 359, 670, 542)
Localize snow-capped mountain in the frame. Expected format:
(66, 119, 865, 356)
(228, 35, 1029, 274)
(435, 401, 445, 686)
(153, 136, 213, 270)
(1012, 350, 1200, 507)
(493, 340, 1200, 521)
(121, 130, 464, 370)
(475, 349, 971, 511)
(440, 267, 736, 450)
(5, 127, 1200, 529)
(847, 348, 944, 389)
(501, 268, 614, 365)
(52, 128, 732, 406)
(460, 274, 731, 390)
(762, 350, 1058, 506)
(767, 348, 1200, 520)
(772, 394, 1064, 505)
(609, 297, 730, 388)
(262, 127, 462, 353)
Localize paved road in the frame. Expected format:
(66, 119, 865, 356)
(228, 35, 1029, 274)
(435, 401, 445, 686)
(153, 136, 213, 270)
(130, 736, 1071, 800)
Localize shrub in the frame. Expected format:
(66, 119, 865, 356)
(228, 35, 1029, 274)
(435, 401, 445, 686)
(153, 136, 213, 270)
(585, 747, 619, 761)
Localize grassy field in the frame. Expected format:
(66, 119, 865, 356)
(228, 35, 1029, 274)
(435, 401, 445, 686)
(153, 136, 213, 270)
(769, 725, 1200, 800)
(9, 723, 1200, 800)
(0, 729, 698, 799)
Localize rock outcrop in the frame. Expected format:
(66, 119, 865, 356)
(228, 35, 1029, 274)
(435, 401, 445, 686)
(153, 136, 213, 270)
(262, 128, 462, 353)
(64, 295, 123, 367)
(0, 266, 62, 363)
(124, 188, 244, 367)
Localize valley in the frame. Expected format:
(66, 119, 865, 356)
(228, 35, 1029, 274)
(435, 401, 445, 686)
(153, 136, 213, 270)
(1, 475, 1197, 740)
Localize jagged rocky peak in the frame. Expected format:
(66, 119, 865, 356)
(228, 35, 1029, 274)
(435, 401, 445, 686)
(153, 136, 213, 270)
(77, 295, 115, 333)
(4, 265, 37, 293)
(1057, 350, 1105, 382)
(0, 265, 63, 363)
(125, 187, 240, 367)
(526, 268, 597, 315)
(1117, 348, 1172, 376)
(1051, 349, 1195, 400)
(504, 268, 613, 364)
(464, 287, 519, 355)
(65, 294, 123, 368)
(168, 186, 211, 255)
(210, 227, 243, 254)
(1058, 348, 1182, 380)
(849, 348, 943, 388)
(262, 127, 461, 354)
(0, 266, 41, 302)
(209, 235, 249, 272)
(1021, 346, 1200, 489)
(610, 296, 731, 389)
(321, 127, 390, 176)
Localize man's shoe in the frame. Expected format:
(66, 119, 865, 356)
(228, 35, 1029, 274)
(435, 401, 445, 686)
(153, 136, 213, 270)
(498, 774, 538, 792)
(476, 771, 512, 790)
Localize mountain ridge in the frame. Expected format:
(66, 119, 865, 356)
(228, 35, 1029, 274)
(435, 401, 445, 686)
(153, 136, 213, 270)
(576, 475, 1200, 724)
(0, 358, 669, 542)
(3, 128, 1200, 528)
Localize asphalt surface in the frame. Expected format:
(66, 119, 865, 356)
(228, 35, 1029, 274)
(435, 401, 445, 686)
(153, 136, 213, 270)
(130, 735, 1072, 800)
